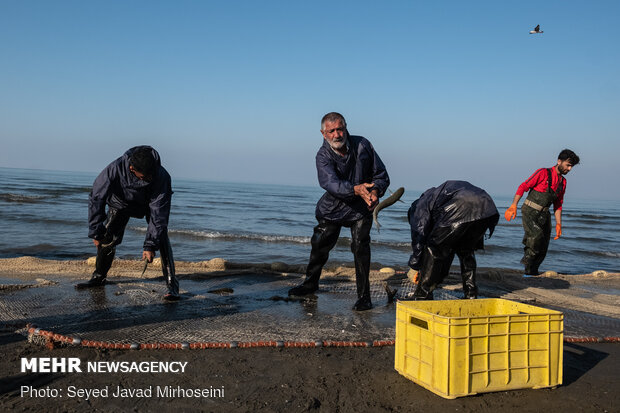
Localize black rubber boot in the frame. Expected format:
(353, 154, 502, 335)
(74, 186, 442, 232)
(77, 208, 129, 289)
(523, 265, 540, 276)
(290, 221, 341, 296)
(411, 283, 434, 300)
(160, 234, 180, 301)
(76, 244, 115, 289)
(457, 250, 478, 299)
(75, 272, 107, 289)
(95, 244, 116, 276)
(352, 296, 373, 311)
(288, 283, 319, 296)
(351, 216, 372, 308)
(411, 245, 452, 300)
(163, 275, 180, 301)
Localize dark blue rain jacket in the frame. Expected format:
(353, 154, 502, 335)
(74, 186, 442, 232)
(408, 181, 498, 269)
(315, 135, 390, 222)
(88, 146, 172, 251)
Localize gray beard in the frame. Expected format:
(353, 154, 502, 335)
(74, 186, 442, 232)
(329, 139, 345, 150)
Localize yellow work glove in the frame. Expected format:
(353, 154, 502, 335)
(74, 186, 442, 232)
(554, 223, 562, 240)
(504, 204, 517, 221)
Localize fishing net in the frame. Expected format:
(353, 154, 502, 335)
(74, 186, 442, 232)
(1, 272, 618, 347)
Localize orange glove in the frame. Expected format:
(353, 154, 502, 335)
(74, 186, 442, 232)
(504, 204, 517, 221)
(554, 224, 562, 240)
(407, 269, 420, 284)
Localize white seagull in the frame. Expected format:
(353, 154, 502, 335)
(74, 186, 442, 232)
(529, 24, 543, 34)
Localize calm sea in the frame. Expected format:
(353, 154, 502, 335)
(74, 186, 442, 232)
(0, 167, 618, 274)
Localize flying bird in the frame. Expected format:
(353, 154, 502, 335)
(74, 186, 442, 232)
(529, 24, 543, 34)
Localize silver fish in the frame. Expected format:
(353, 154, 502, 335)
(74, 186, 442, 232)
(372, 187, 405, 232)
(141, 258, 148, 276)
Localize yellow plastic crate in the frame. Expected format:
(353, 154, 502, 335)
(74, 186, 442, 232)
(395, 298, 563, 399)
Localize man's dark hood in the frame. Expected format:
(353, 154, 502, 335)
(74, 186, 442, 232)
(122, 145, 163, 188)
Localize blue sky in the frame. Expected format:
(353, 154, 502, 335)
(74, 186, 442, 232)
(1, 1, 618, 200)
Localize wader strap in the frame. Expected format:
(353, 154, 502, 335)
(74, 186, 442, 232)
(524, 199, 549, 212)
(546, 168, 564, 198)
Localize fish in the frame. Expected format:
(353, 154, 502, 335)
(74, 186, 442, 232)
(208, 288, 234, 296)
(141, 258, 148, 276)
(384, 282, 398, 303)
(372, 187, 405, 232)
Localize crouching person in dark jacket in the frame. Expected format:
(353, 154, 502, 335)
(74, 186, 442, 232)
(407, 181, 499, 300)
(288, 112, 390, 311)
(77, 146, 179, 300)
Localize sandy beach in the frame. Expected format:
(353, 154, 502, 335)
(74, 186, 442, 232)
(3, 0, 619, 411)
(1, 257, 619, 412)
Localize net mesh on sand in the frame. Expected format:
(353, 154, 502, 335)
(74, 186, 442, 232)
(1, 272, 618, 344)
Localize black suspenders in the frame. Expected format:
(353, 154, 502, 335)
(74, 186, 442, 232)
(546, 168, 564, 198)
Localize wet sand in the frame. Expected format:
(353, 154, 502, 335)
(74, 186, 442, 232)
(1, 330, 618, 412)
(1, 257, 619, 412)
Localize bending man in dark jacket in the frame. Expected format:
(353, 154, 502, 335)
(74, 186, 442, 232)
(77, 146, 179, 300)
(408, 181, 499, 300)
(288, 112, 390, 311)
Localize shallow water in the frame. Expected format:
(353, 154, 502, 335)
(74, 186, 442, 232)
(0, 167, 618, 274)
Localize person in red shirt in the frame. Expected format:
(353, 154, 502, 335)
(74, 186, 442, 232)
(505, 149, 580, 275)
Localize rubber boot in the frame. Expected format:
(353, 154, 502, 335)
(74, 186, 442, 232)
(75, 272, 107, 289)
(351, 216, 373, 310)
(160, 234, 180, 301)
(412, 245, 454, 300)
(522, 263, 540, 276)
(76, 245, 115, 289)
(411, 282, 434, 300)
(164, 274, 180, 300)
(353, 296, 373, 311)
(289, 221, 340, 296)
(288, 283, 319, 296)
(95, 245, 116, 276)
(457, 250, 478, 299)
(77, 208, 129, 289)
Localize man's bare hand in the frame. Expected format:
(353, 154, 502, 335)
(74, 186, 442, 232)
(367, 189, 379, 210)
(93, 239, 101, 250)
(142, 250, 155, 263)
(354, 183, 376, 208)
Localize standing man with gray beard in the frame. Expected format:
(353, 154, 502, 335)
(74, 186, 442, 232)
(288, 112, 390, 311)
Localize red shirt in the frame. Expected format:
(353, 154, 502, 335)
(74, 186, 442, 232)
(516, 167, 566, 211)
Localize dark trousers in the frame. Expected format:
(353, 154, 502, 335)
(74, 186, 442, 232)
(94, 208, 175, 286)
(303, 216, 373, 300)
(414, 215, 498, 299)
(521, 206, 551, 274)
